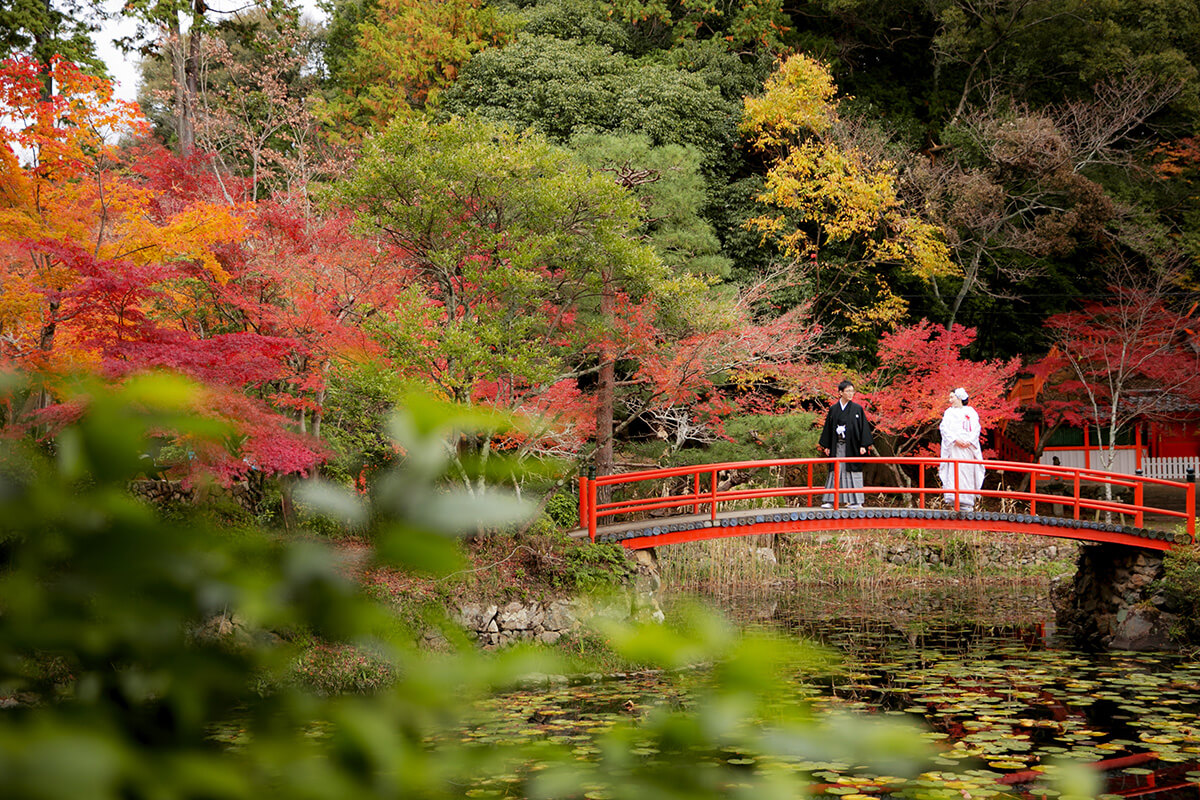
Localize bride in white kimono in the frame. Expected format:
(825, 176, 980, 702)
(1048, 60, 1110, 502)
(938, 388, 985, 509)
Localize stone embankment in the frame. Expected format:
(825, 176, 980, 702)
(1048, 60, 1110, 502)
(869, 538, 1076, 568)
(1053, 543, 1179, 651)
(130, 478, 258, 510)
(456, 600, 580, 647)
(455, 550, 664, 647)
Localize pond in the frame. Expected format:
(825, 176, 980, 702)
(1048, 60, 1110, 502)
(463, 582, 1200, 800)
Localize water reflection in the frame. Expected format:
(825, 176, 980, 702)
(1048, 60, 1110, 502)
(682, 583, 1200, 799)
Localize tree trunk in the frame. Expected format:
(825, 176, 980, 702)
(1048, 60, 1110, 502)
(312, 383, 325, 439)
(595, 270, 615, 504)
(183, 3, 203, 151)
(22, 297, 60, 416)
(170, 14, 193, 153)
(596, 359, 615, 503)
(172, 1, 206, 154)
(34, 0, 53, 101)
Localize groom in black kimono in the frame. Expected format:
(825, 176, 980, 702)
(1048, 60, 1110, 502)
(818, 380, 873, 509)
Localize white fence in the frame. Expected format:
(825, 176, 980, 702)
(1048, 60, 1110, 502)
(1038, 450, 1199, 480)
(1142, 457, 1200, 480)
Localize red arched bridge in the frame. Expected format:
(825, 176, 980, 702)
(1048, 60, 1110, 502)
(576, 456, 1197, 551)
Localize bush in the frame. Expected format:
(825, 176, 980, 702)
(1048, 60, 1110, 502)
(292, 642, 396, 695)
(557, 541, 634, 592)
(544, 490, 579, 529)
(1161, 542, 1200, 641)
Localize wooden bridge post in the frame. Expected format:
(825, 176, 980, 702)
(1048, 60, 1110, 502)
(953, 459, 960, 511)
(832, 461, 840, 508)
(709, 469, 718, 522)
(918, 464, 926, 508)
(1073, 471, 1082, 521)
(1031, 469, 1038, 516)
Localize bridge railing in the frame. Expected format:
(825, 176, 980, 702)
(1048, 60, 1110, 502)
(577, 456, 1196, 543)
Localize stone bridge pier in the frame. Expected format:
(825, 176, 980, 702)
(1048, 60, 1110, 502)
(1053, 543, 1181, 651)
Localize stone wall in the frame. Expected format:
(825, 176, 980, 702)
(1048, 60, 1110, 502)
(456, 600, 581, 647)
(455, 549, 665, 647)
(1052, 543, 1179, 650)
(129, 478, 260, 511)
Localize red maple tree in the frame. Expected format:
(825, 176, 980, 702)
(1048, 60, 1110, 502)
(1033, 285, 1200, 473)
(864, 320, 1021, 481)
(0, 60, 331, 484)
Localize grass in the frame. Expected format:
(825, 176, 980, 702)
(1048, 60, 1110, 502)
(656, 526, 1078, 599)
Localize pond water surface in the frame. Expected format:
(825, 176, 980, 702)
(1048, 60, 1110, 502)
(468, 582, 1200, 800)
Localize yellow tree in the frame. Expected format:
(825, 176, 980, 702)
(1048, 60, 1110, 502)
(741, 54, 956, 335)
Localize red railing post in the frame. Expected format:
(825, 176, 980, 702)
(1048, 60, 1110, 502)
(953, 458, 960, 511)
(587, 477, 597, 542)
(807, 463, 814, 507)
(1080, 472, 1089, 522)
(1187, 467, 1196, 544)
(1134, 469, 1144, 528)
(1030, 469, 1038, 517)
(710, 469, 719, 522)
(919, 463, 926, 508)
(832, 460, 840, 508)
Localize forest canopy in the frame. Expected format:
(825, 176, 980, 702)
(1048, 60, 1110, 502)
(2, 0, 1199, 484)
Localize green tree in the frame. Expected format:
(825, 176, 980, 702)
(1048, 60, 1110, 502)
(570, 132, 732, 280)
(928, 0, 1200, 123)
(609, 0, 790, 54)
(337, 115, 667, 487)
(439, 35, 738, 162)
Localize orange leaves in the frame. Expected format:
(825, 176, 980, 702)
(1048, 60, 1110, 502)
(0, 56, 146, 186)
(0, 60, 252, 386)
(1152, 136, 1200, 179)
(115, 199, 245, 283)
(0, 258, 41, 356)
